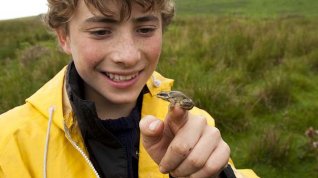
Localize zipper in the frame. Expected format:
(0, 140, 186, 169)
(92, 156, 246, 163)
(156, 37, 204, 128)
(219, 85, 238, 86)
(64, 124, 101, 178)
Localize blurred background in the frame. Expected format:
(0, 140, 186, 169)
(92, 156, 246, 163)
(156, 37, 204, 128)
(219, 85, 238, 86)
(1, 0, 318, 177)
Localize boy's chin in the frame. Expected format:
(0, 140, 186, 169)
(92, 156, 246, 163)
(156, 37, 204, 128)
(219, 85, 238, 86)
(106, 92, 140, 105)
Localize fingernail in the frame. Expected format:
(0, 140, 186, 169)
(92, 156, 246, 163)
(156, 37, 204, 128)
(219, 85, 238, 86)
(149, 120, 160, 131)
(159, 166, 167, 173)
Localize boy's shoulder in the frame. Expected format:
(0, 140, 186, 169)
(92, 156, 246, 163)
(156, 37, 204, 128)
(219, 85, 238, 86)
(0, 103, 32, 126)
(0, 103, 45, 144)
(190, 106, 215, 127)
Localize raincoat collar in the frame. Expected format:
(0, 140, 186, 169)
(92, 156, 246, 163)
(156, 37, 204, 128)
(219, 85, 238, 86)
(26, 66, 67, 131)
(24, 64, 174, 132)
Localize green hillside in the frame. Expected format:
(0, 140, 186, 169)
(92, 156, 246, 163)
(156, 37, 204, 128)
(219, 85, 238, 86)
(176, 0, 318, 17)
(1, 1, 318, 178)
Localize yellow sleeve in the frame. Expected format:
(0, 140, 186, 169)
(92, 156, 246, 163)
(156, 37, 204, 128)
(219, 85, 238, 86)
(228, 160, 260, 178)
(0, 166, 5, 178)
(191, 108, 260, 178)
(236, 169, 260, 178)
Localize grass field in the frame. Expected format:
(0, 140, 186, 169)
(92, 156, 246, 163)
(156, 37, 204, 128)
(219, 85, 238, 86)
(1, 1, 318, 177)
(175, 0, 318, 17)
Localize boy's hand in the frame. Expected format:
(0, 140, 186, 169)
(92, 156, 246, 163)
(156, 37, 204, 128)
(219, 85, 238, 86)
(139, 106, 230, 178)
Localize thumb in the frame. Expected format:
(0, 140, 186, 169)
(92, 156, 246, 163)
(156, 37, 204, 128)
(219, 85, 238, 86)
(139, 115, 164, 149)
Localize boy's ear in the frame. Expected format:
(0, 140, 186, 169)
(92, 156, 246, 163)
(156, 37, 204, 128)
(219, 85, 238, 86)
(55, 28, 71, 55)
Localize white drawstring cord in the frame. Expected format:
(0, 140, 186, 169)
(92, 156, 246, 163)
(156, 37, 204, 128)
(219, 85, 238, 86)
(43, 106, 55, 178)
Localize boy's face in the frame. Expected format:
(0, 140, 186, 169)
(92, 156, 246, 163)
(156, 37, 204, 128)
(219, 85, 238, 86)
(57, 0, 162, 110)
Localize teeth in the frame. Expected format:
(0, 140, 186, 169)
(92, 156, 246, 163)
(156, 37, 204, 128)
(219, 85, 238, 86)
(105, 72, 138, 81)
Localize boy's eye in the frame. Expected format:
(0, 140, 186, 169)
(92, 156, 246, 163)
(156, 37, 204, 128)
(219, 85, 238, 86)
(90, 29, 111, 37)
(136, 27, 156, 35)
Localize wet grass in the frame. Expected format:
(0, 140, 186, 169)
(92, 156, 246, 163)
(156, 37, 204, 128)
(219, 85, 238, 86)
(176, 0, 318, 17)
(159, 15, 318, 178)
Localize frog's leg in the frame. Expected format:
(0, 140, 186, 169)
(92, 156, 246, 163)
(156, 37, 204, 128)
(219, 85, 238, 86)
(168, 98, 176, 111)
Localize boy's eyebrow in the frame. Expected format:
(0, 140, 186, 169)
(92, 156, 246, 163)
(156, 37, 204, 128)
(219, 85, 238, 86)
(83, 15, 159, 25)
(84, 16, 118, 24)
(133, 15, 160, 23)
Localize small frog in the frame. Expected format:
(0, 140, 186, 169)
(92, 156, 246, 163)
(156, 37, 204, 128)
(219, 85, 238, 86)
(157, 91, 194, 110)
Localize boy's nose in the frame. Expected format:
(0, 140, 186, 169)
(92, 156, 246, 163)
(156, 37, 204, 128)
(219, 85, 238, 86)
(110, 35, 141, 67)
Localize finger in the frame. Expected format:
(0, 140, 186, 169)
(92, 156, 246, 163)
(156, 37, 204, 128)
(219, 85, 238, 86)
(170, 126, 221, 177)
(165, 105, 188, 135)
(159, 115, 206, 174)
(189, 141, 230, 178)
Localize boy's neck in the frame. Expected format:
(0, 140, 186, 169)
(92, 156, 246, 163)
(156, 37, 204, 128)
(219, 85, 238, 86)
(95, 99, 137, 120)
(84, 85, 137, 120)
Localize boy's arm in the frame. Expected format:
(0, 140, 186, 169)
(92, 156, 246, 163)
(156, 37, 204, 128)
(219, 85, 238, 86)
(0, 166, 4, 178)
(190, 108, 260, 178)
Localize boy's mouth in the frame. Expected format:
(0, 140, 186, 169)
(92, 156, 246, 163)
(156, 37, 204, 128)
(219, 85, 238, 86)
(103, 72, 139, 82)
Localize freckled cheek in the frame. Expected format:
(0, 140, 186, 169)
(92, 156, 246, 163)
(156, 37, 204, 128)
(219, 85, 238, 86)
(150, 46, 162, 65)
(75, 43, 104, 68)
(146, 39, 162, 63)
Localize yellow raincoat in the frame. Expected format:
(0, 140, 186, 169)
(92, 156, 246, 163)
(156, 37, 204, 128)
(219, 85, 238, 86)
(0, 67, 259, 178)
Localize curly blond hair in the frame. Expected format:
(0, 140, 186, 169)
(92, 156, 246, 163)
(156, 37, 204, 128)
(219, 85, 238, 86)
(44, 0, 175, 32)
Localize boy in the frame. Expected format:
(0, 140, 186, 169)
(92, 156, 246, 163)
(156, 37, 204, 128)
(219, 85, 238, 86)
(0, 0, 258, 177)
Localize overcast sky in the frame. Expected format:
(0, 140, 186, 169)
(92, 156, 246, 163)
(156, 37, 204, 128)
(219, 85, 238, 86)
(0, 0, 48, 20)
